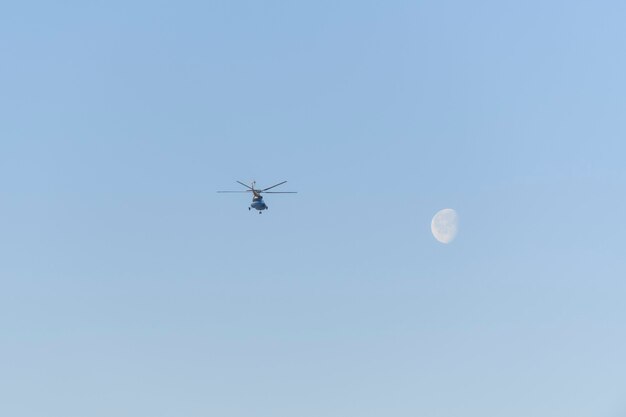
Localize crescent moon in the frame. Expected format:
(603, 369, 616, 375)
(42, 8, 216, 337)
(431, 208, 459, 244)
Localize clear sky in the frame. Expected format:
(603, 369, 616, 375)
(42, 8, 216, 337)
(1, 1, 625, 416)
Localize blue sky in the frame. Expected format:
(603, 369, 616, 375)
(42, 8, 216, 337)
(1, 1, 625, 416)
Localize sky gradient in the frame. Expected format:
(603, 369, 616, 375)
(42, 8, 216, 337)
(1, 1, 625, 416)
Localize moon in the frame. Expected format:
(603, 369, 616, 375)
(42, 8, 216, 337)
(431, 208, 459, 244)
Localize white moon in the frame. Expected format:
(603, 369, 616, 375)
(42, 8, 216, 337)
(431, 208, 459, 244)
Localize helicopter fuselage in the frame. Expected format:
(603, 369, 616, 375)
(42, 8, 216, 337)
(250, 195, 268, 211)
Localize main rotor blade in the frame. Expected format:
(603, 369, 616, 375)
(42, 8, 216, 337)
(262, 191, 297, 194)
(217, 190, 251, 193)
(236, 181, 254, 190)
(261, 181, 288, 192)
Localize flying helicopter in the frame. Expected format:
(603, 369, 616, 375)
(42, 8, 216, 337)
(217, 180, 297, 213)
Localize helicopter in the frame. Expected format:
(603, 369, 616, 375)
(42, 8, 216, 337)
(217, 181, 297, 213)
